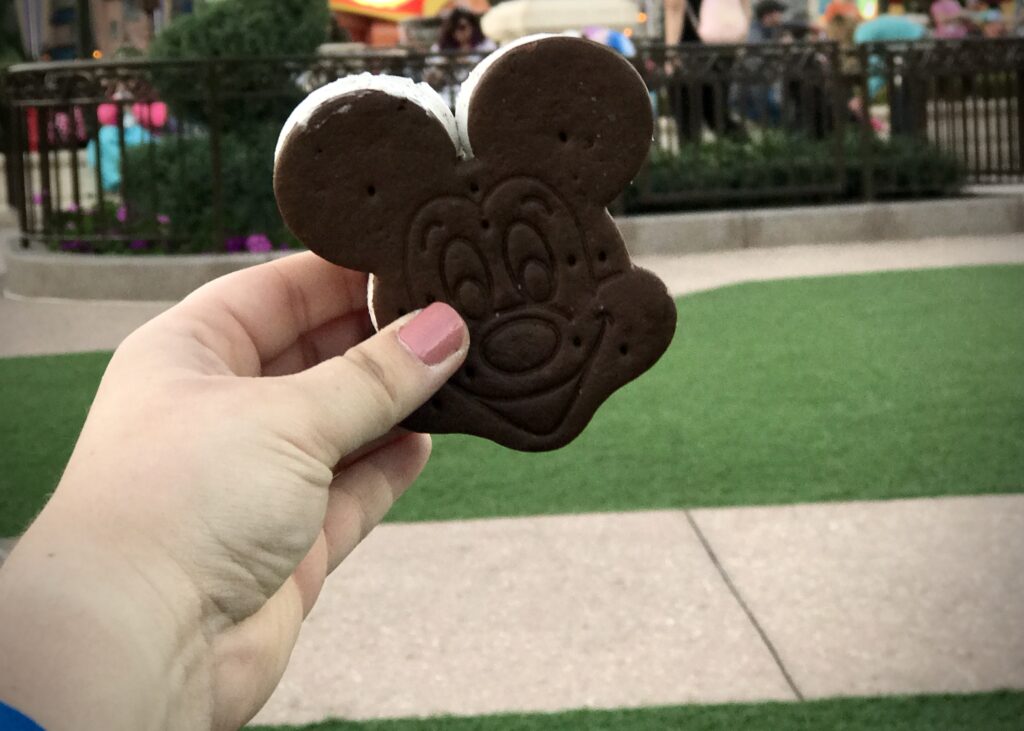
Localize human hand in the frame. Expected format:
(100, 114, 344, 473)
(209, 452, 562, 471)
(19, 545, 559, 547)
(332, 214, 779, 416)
(0, 253, 468, 730)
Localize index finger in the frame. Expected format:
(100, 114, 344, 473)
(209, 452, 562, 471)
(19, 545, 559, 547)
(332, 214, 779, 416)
(158, 252, 369, 376)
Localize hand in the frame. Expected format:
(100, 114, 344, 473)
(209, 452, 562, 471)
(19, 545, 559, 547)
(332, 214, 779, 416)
(0, 253, 469, 730)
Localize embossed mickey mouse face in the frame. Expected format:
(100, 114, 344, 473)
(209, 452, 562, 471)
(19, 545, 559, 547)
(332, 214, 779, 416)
(275, 35, 677, 451)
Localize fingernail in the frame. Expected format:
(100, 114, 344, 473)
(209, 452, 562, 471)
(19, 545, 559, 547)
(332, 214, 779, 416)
(398, 303, 465, 366)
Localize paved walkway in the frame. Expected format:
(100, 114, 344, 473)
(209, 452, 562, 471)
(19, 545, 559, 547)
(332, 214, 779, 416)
(2, 235, 1023, 723)
(252, 496, 1024, 724)
(3, 234, 1024, 358)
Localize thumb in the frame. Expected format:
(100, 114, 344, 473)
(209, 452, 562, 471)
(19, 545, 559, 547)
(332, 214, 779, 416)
(283, 302, 468, 467)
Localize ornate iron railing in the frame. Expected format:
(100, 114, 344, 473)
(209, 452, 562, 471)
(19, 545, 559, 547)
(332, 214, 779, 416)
(2, 40, 1020, 252)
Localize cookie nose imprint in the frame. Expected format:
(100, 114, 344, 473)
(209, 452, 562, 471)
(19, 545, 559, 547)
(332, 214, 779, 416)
(481, 317, 559, 373)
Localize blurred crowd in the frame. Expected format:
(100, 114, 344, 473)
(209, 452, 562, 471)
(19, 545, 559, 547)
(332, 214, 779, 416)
(666, 0, 1020, 50)
(658, 0, 1023, 141)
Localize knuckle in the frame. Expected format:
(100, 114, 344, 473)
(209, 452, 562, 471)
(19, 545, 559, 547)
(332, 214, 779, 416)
(343, 347, 403, 419)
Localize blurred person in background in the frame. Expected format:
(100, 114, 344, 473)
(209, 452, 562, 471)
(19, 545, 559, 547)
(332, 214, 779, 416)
(823, 7, 864, 129)
(748, 0, 787, 41)
(778, 10, 836, 139)
(931, 0, 969, 38)
(426, 8, 495, 107)
(739, 0, 788, 127)
(581, 26, 637, 57)
(823, 0, 861, 22)
(976, 0, 1008, 36)
(664, 0, 748, 142)
(433, 7, 495, 53)
(854, 13, 928, 136)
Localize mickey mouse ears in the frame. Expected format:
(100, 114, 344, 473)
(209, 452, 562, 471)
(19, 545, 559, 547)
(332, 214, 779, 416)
(456, 34, 653, 204)
(274, 35, 652, 271)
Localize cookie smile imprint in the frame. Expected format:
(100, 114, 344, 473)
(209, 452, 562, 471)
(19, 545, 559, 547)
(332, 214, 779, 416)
(275, 35, 677, 451)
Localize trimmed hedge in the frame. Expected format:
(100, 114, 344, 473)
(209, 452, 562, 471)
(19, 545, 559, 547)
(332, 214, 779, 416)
(627, 132, 965, 211)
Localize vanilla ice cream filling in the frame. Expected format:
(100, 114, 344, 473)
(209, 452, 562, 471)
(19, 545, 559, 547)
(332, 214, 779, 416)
(275, 72, 460, 162)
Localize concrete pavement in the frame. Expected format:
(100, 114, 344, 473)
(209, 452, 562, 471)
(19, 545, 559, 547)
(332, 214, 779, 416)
(633, 234, 1024, 299)
(2, 236, 1022, 723)
(3, 234, 1024, 358)
(251, 495, 1024, 724)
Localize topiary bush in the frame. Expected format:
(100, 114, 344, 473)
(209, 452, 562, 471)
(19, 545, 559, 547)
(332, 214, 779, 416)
(95, 0, 330, 254)
(149, 0, 328, 130)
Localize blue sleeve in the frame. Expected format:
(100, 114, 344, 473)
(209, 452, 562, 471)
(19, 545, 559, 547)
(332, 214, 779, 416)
(0, 701, 45, 731)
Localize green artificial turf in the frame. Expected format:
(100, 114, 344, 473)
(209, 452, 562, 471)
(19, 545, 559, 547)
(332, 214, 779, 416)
(2, 265, 1023, 535)
(393, 264, 1024, 521)
(250, 691, 1024, 730)
(0, 351, 111, 534)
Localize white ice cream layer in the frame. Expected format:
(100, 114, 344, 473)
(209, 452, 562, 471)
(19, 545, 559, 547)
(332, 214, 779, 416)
(367, 274, 378, 331)
(275, 72, 460, 162)
(454, 33, 557, 158)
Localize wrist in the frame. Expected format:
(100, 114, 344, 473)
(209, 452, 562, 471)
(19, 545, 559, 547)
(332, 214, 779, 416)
(0, 499, 210, 730)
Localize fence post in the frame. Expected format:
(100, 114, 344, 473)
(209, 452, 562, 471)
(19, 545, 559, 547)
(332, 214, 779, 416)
(830, 44, 847, 201)
(36, 107, 54, 235)
(856, 45, 875, 201)
(1018, 64, 1024, 174)
(207, 60, 225, 251)
(8, 102, 28, 248)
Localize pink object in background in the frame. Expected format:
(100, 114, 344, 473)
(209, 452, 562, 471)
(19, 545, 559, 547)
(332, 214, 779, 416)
(23, 107, 89, 151)
(132, 102, 169, 130)
(96, 103, 119, 127)
(96, 102, 169, 130)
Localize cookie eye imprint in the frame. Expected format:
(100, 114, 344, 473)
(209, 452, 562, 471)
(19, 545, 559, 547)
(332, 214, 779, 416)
(276, 37, 676, 451)
(442, 239, 491, 320)
(504, 222, 555, 303)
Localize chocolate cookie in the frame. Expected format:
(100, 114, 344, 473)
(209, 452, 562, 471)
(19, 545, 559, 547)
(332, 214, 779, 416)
(275, 35, 677, 451)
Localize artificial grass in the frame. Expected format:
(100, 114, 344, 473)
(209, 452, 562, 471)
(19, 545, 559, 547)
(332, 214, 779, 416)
(393, 264, 1024, 521)
(2, 265, 1023, 535)
(0, 351, 111, 534)
(250, 691, 1024, 730)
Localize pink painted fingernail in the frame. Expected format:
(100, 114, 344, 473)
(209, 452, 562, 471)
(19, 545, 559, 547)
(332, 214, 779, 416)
(398, 303, 465, 365)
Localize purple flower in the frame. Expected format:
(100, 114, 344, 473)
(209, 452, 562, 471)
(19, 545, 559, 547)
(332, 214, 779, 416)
(277, 240, 292, 250)
(116, 205, 128, 223)
(245, 233, 273, 253)
(156, 213, 171, 226)
(129, 239, 149, 250)
(224, 235, 246, 253)
(65, 202, 79, 213)
(32, 191, 49, 205)
(60, 240, 84, 251)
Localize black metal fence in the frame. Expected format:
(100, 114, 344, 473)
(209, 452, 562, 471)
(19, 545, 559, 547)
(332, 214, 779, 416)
(2, 39, 1021, 252)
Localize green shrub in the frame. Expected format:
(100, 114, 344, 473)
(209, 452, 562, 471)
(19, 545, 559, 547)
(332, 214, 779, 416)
(43, 200, 172, 255)
(149, 0, 328, 129)
(111, 0, 329, 253)
(120, 125, 295, 253)
(627, 132, 965, 211)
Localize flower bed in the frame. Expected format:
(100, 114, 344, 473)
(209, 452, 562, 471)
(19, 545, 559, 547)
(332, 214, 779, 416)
(37, 197, 295, 256)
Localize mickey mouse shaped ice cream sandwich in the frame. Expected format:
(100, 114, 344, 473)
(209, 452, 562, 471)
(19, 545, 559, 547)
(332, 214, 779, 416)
(274, 35, 677, 451)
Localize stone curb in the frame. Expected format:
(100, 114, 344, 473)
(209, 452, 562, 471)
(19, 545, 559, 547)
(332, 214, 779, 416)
(617, 194, 1024, 255)
(5, 195, 1023, 301)
(4, 245, 289, 302)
